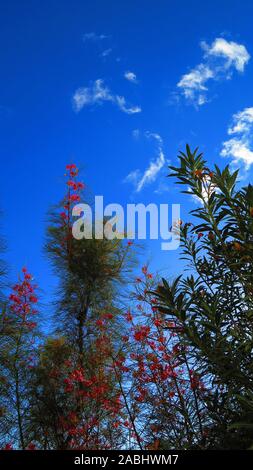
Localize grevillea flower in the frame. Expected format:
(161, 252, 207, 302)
(60, 164, 85, 233)
(66, 164, 76, 170)
(69, 194, 80, 202)
(8, 268, 38, 329)
(3, 443, 13, 450)
(26, 443, 36, 450)
(134, 326, 150, 342)
(142, 266, 148, 275)
(126, 311, 133, 322)
(153, 318, 162, 327)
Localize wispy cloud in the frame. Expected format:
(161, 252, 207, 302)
(177, 64, 214, 106)
(124, 71, 138, 83)
(100, 48, 112, 58)
(221, 107, 253, 170)
(124, 132, 166, 192)
(132, 129, 140, 139)
(177, 38, 250, 106)
(83, 32, 109, 42)
(72, 79, 141, 115)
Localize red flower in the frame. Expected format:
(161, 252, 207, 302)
(142, 266, 148, 275)
(122, 335, 129, 344)
(26, 321, 37, 330)
(9, 294, 21, 303)
(69, 194, 80, 202)
(126, 311, 133, 322)
(8, 269, 38, 325)
(112, 421, 120, 429)
(3, 443, 13, 450)
(134, 326, 150, 342)
(135, 394, 145, 403)
(26, 443, 36, 450)
(105, 313, 113, 320)
(66, 164, 76, 170)
(153, 318, 162, 327)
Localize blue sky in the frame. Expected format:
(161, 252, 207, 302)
(0, 0, 253, 305)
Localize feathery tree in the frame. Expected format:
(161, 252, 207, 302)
(29, 164, 136, 449)
(0, 268, 39, 449)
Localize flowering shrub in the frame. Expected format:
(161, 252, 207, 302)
(0, 268, 39, 449)
(8, 267, 38, 330)
(1, 151, 252, 450)
(112, 266, 209, 449)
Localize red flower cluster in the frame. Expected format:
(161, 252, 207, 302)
(133, 326, 150, 342)
(61, 164, 85, 220)
(3, 443, 13, 450)
(64, 367, 93, 392)
(8, 267, 38, 330)
(189, 370, 205, 391)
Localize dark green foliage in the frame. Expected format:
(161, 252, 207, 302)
(154, 146, 253, 449)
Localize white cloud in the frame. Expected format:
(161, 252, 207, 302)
(189, 176, 218, 205)
(72, 79, 141, 115)
(124, 132, 166, 192)
(221, 107, 253, 170)
(227, 107, 253, 134)
(124, 169, 141, 185)
(83, 32, 109, 42)
(100, 48, 112, 58)
(136, 149, 165, 192)
(132, 129, 140, 139)
(177, 64, 214, 106)
(177, 38, 250, 106)
(202, 38, 250, 72)
(145, 131, 163, 145)
(115, 95, 141, 114)
(124, 71, 138, 83)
